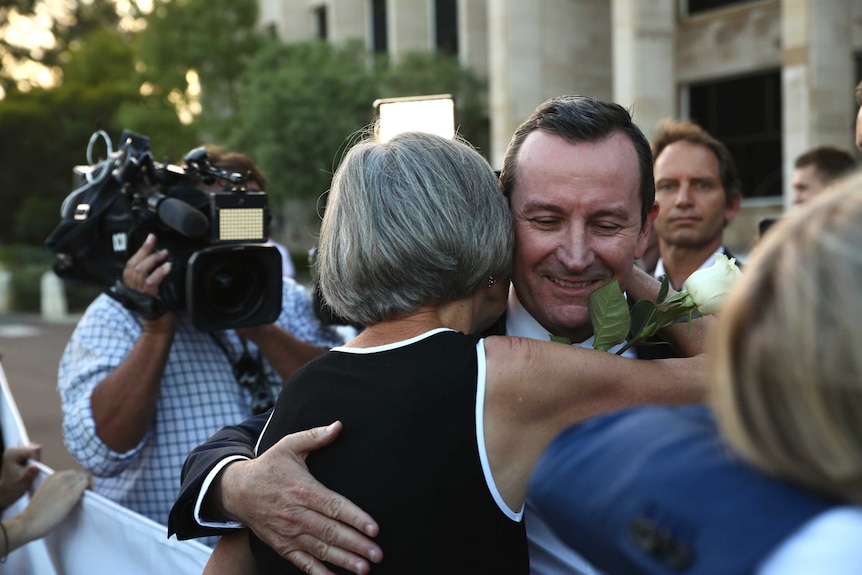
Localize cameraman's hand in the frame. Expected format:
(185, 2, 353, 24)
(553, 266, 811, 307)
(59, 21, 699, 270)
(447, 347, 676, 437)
(124, 233, 172, 296)
(123, 233, 177, 330)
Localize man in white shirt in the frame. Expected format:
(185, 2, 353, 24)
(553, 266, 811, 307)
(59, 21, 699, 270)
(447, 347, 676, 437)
(484, 95, 672, 575)
(650, 119, 742, 290)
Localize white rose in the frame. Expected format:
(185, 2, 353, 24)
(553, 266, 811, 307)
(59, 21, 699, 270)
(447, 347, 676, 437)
(684, 253, 742, 315)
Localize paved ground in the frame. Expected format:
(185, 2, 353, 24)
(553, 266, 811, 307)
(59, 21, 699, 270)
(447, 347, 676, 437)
(0, 312, 82, 472)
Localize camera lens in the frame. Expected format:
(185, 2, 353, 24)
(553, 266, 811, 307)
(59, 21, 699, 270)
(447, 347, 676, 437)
(186, 244, 282, 331)
(203, 258, 264, 317)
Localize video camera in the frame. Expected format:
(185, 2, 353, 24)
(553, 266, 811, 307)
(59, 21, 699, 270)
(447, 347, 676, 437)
(45, 130, 282, 331)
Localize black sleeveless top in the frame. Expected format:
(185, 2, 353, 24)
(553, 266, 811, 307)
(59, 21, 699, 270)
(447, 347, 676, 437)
(250, 329, 529, 574)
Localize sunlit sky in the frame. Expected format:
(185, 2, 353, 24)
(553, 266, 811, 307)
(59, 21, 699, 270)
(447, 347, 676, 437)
(0, 0, 154, 99)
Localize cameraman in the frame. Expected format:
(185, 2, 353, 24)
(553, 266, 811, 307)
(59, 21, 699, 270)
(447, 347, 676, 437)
(56, 150, 345, 548)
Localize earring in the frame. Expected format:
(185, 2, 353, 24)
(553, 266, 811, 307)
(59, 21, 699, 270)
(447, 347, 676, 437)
(487, 276, 496, 288)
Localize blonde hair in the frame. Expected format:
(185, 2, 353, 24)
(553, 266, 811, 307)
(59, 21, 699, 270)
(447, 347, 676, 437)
(710, 169, 862, 504)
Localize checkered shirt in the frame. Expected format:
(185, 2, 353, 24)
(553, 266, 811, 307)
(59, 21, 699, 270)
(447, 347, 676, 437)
(58, 277, 344, 547)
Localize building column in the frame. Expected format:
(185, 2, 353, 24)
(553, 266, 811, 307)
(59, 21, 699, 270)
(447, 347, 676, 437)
(329, 1, 368, 44)
(488, 0, 612, 169)
(388, 0, 432, 60)
(782, 0, 854, 208)
(459, 0, 489, 78)
(259, 0, 310, 40)
(612, 0, 676, 141)
(488, 0, 543, 168)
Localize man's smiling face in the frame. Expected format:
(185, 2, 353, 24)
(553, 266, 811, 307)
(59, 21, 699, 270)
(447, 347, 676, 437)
(509, 129, 654, 343)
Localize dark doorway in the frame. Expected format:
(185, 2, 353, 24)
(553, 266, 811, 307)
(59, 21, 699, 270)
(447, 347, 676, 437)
(314, 6, 328, 40)
(371, 0, 388, 54)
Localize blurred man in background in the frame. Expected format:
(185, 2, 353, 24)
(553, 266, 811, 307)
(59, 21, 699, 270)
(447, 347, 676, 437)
(792, 145, 857, 206)
(651, 119, 742, 290)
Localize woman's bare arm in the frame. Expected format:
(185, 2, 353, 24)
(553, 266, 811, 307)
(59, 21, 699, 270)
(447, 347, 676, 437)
(483, 336, 708, 510)
(202, 531, 259, 575)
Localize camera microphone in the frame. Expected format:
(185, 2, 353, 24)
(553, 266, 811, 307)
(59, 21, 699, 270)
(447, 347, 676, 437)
(153, 196, 208, 238)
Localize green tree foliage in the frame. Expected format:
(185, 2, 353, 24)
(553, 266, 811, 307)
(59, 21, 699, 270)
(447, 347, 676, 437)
(62, 26, 136, 86)
(223, 39, 488, 207)
(1, 0, 55, 96)
(104, 0, 263, 159)
(0, 81, 138, 245)
(0, 0, 134, 95)
(63, 22, 199, 161)
(114, 101, 200, 162)
(0, 23, 141, 245)
(134, 0, 262, 131)
(223, 39, 380, 207)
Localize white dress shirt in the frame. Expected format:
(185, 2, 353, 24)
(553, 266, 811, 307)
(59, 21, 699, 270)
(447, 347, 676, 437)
(506, 285, 631, 575)
(653, 245, 739, 289)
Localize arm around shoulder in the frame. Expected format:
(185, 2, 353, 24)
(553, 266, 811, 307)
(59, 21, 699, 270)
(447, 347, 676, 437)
(169, 410, 268, 539)
(170, 418, 383, 575)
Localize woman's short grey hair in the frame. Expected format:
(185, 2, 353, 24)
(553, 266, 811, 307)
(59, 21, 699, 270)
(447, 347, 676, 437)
(318, 130, 514, 326)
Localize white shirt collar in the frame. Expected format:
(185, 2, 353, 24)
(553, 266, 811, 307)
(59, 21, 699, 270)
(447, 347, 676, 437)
(653, 245, 727, 289)
(505, 285, 635, 357)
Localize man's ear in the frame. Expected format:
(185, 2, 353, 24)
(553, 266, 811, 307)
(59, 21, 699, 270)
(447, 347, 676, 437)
(724, 193, 742, 226)
(635, 202, 660, 259)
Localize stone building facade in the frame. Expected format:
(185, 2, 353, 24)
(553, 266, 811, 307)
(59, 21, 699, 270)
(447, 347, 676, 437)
(259, 0, 862, 255)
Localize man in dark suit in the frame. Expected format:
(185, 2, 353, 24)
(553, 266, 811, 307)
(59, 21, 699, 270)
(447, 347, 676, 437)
(169, 97, 710, 575)
(650, 119, 743, 290)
